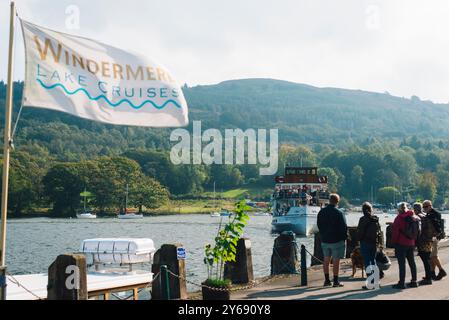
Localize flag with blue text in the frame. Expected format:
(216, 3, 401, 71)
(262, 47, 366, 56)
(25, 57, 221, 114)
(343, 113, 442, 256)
(21, 19, 189, 127)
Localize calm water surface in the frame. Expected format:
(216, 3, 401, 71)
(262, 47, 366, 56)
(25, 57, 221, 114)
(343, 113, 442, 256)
(6, 213, 448, 292)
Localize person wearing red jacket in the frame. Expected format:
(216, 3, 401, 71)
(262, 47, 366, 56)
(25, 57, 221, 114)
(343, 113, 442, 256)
(392, 202, 419, 289)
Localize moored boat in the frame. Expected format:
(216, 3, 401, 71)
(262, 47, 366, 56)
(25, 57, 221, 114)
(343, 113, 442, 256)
(76, 212, 97, 219)
(271, 167, 330, 236)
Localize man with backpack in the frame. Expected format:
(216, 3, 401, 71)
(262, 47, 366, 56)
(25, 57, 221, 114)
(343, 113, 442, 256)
(423, 200, 447, 281)
(392, 202, 420, 289)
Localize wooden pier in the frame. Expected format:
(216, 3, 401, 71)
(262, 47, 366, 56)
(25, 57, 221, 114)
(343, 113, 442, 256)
(6, 271, 153, 300)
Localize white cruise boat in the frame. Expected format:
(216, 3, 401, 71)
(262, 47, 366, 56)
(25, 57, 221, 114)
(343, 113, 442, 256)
(271, 167, 330, 236)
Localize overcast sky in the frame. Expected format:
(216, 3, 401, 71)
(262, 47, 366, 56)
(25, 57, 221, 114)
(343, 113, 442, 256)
(1, 0, 449, 103)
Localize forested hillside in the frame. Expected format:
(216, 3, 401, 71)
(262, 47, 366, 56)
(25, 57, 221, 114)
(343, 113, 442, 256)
(1, 79, 449, 216)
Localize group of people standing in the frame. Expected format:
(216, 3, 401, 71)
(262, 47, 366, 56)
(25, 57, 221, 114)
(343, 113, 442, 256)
(317, 194, 446, 290)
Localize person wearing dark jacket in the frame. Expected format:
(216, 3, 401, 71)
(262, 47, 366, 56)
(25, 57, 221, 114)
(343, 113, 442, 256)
(317, 194, 348, 287)
(357, 202, 384, 289)
(414, 202, 435, 285)
(423, 200, 447, 281)
(392, 202, 420, 289)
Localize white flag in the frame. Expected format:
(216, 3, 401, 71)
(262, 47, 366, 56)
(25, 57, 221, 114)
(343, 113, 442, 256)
(21, 20, 189, 127)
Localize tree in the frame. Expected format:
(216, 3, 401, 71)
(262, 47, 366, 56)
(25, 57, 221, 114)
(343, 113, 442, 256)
(350, 165, 364, 197)
(129, 176, 169, 213)
(88, 157, 143, 213)
(418, 172, 437, 202)
(377, 187, 401, 206)
(43, 163, 85, 217)
(318, 167, 342, 193)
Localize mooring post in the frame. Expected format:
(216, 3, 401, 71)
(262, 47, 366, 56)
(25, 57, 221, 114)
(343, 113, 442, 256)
(312, 232, 324, 266)
(346, 227, 359, 258)
(0, 266, 6, 300)
(386, 223, 394, 248)
(224, 238, 254, 284)
(160, 265, 170, 300)
(271, 231, 298, 275)
(151, 243, 187, 300)
(300, 245, 307, 286)
(47, 254, 87, 300)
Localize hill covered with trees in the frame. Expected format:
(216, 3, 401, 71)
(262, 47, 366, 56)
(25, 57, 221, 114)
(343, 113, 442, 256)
(1, 78, 449, 216)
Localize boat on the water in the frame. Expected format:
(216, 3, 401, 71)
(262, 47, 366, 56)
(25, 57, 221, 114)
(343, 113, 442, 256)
(118, 213, 144, 219)
(271, 167, 330, 236)
(117, 184, 143, 219)
(210, 209, 233, 217)
(77, 189, 96, 219)
(253, 211, 271, 216)
(76, 212, 97, 219)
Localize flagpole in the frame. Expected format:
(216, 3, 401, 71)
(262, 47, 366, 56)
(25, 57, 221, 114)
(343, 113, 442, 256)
(0, 1, 16, 273)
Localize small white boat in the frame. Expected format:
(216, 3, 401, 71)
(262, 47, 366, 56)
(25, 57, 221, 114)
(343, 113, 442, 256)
(118, 213, 144, 220)
(253, 211, 271, 216)
(210, 210, 233, 217)
(76, 212, 97, 219)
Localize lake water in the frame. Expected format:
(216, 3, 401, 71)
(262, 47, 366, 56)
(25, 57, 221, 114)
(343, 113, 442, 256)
(5, 213, 449, 292)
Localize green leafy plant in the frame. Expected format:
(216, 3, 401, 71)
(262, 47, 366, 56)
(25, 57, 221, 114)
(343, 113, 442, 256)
(203, 200, 251, 286)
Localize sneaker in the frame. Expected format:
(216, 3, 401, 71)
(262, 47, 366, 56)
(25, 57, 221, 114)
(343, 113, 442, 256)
(392, 283, 406, 289)
(431, 273, 438, 281)
(418, 278, 432, 286)
(435, 269, 447, 281)
(333, 282, 344, 288)
(324, 280, 332, 287)
(407, 281, 419, 288)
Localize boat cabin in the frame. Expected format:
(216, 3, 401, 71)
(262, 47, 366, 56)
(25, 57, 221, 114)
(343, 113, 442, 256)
(273, 167, 330, 210)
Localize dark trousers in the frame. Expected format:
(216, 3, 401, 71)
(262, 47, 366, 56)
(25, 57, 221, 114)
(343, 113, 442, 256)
(418, 251, 432, 280)
(360, 242, 376, 269)
(395, 245, 417, 284)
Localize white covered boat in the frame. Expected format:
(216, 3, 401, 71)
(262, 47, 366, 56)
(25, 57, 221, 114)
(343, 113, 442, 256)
(76, 212, 97, 219)
(117, 213, 144, 220)
(80, 238, 156, 266)
(271, 167, 330, 236)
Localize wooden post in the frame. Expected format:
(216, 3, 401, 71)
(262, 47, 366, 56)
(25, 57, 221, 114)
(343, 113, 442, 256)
(300, 245, 307, 286)
(270, 232, 298, 275)
(0, 0, 16, 270)
(224, 238, 254, 284)
(151, 244, 187, 300)
(346, 227, 359, 258)
(386, 223, 394, 248)
(0, 266, 6, 300)
(312, 232, 324, 266)
(47, 254, 87, 300)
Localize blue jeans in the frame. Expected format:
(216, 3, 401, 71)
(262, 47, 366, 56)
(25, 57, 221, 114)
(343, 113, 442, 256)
(360, 242, 377, 270)
(395, 245, 417, 285)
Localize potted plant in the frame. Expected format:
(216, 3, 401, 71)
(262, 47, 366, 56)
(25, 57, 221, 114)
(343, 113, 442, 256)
(202, 200, 250, 300)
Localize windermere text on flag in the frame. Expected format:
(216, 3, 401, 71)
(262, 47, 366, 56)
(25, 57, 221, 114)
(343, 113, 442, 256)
(20, 19, 189, 128)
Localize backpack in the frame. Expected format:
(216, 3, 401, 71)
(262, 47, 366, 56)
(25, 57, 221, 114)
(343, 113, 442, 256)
(403, 215, 421, 240)
(360, 217, 381, 244)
